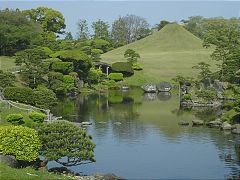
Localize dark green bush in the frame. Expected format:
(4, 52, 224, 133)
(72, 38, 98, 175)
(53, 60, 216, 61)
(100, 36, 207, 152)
(4, 87, 57, 109)
(112, 62, 134, 77)
(51, 61, 73, 74)
(63, 75, 75, 89)
(0, 126, 41, 161)
(182, 94, 192, 101)
(48, 71, 64, 82)
(29, 112, 46, 123)
(108, 73, 123, 81)
(50, 50, 92, 79)
(4, 87, 35, 105)
(6, 114, 24, 125)
(91, 39, 110, 52)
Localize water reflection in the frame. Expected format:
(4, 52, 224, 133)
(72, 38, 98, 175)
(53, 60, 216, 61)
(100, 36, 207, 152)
(52, 89, 240, 179)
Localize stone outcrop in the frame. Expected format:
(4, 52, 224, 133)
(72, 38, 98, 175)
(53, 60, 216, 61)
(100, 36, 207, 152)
(141, 84, 157, 93)
(192, 120, 204, 126)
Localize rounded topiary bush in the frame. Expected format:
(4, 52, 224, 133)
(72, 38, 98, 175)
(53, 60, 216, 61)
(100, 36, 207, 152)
(6, 114, 24, 125)
(111, 62, 134, 77)
(108, 73, 123, 81)
(0, 126, 41, 162)
(29, 112, 46, 123)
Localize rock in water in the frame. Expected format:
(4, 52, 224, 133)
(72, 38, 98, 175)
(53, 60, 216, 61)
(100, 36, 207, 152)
(206, 120, 222, 128)
(232, 124, 240, 134)
(221, 122, 232, 130)
(192, 120, 204, 126)
(141, 84, 157, 93)
(157, 82, 172, 92)
(178, 121, 189, 126)
(81, 121, 92, 126)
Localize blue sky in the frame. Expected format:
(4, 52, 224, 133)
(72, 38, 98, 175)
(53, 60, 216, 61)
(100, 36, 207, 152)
(1, 1, 240, 38)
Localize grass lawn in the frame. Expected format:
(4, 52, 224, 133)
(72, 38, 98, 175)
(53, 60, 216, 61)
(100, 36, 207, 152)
(0, 56, 18, 72)
(102, 24, 217, 86)
(0, 163, 73, 180)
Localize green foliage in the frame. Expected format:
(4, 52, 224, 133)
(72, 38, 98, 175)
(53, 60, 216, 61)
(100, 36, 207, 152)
(192, 62, 212, 81)
(132, 63, 143, 71)
(33, 86, 57, 109)
(0, 9, 42, 55)
(15, 48, 49, 88)
(4, 87, 35, 104)
(0, 126, 41, 161)
(48, 71, 64, 82)
(124, 49, 140, 64)
(4, 86, 57, 109)
(51, 50, 92, 80)
(51, 61, 73, 74)
(0, 70, 15, 88)
(91, 48, 103, 61)
(38, 47, 54, 57)
(196, 87, 217, 103)
(92, 20, 109, 40)
(37, 121, 95, 166)
(6, 114, 24, 125)
(29, 112, 46, 123)
(108, 73, 123, 81)
(77, 19, 89, 40)
(112, 62, 134, 77)
(157, 20, 170, 31)
(63, 75, 75, 89)
(87, 67, 107, 85)
(182, 94, 192, 101)
(182, 16, 205, 39)
(24, 7, 66, 34)
(91, 39, 110, 52)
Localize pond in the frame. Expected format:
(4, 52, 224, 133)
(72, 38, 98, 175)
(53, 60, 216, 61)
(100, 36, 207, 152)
(51, 88, 240, 179)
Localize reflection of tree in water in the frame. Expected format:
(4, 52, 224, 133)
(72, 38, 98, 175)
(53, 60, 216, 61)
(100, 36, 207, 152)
(143, 93, 157, 101)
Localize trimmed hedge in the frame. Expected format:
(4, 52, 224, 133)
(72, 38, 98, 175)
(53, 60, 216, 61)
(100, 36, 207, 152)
(51, 61, 73, 74)
(0, 126, 41, 161)
(29, 112, 46, 123)
(108, 73, 123, 81)
(4, 87, 57, 109)
(6, 114, 24, 125)
(111, 62, 134, 77)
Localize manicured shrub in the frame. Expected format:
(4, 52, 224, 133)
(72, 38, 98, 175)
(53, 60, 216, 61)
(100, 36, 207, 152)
(111, 62, 134, 77)
(51, 61, 73, 74)
(4, 87, 35, 105)
(87, 67, 107, 85)
(33, 86, 57, 109)
(91, 39, 110, 52)
(108, 73, 123, 81)
(0, 126, 41, 161)
(47, 71, 64, 82)
(50, 50, 92, 79)
(91, 48, 103, 61)
(29, 112, 46, 123)
(6, 114, 24, 125)
(37, 121, 95, 166)
(63, 75, 75, 89)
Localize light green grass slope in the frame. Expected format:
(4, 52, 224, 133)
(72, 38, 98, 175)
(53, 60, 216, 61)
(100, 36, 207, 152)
(102, 24, 215, 85)
(0, 56, 17, 72)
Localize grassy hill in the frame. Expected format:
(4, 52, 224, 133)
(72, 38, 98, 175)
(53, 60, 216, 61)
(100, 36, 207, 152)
(102, 24, 215, 85)
(0, 56, 17, 72)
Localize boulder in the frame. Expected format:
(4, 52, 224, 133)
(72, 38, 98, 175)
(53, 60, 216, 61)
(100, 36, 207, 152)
(206, 120, 222, 128)
(81, 121, 92, 126)
(113, 122, 122, 125)
(178, 121, 189, 126)
(157, 82, 172, 92)
(221, 122, 232, 130)
(0, 155, 19, 168)
(232, 128, 240, 134)
(141, 84, 157, 93)
(192, 120, 204, 126)
(232, 124, 240, 130)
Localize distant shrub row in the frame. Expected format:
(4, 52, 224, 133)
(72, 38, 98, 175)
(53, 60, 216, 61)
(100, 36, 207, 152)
(4, 86, 57, 109)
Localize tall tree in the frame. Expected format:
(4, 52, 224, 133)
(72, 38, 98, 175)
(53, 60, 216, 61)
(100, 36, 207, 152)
(157, 20, 170, 31)
(0, 9, 42, 55)
(202, 17, 240, 82)
(77, 19, 89, 40)
(64, 32, 73, 40)
(111, 15, 150, 44)
(24, 7, 66, 34)
(15, 48, 48, 88)
(92, 19, 109, 40)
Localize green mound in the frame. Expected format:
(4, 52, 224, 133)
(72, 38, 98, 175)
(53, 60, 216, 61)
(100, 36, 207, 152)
(102, 24, 215, 85)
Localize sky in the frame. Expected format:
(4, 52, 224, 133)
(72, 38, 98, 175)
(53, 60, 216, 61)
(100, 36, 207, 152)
(1, 1, 240, 38)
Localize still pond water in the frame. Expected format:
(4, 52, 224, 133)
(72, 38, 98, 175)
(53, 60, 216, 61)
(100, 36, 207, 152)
(51, 88, 240, 179)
